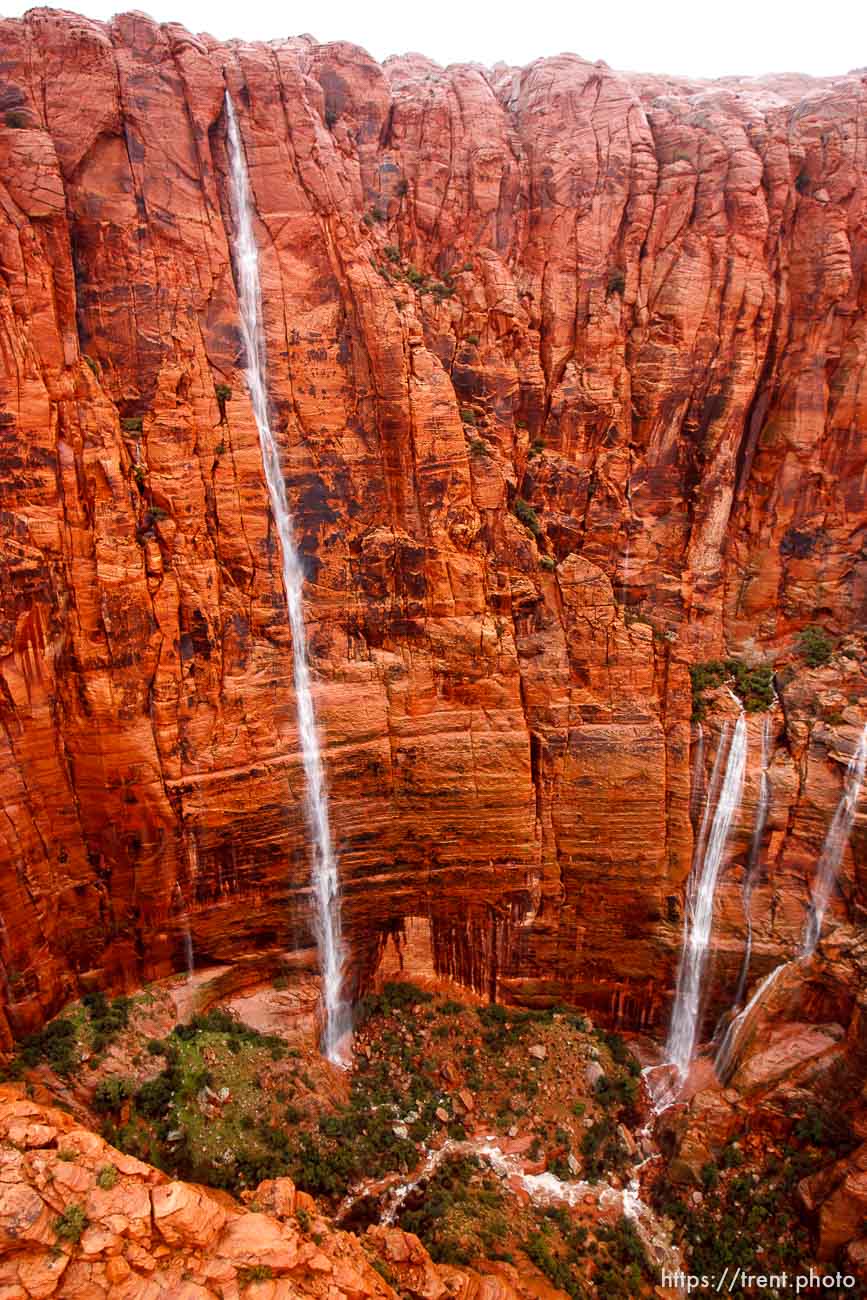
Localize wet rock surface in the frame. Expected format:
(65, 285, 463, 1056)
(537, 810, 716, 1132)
(0, 12, 865, 1043)
(2, 968, 866, 1292)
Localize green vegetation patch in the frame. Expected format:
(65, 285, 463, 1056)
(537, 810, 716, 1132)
(651, 1108, 854, 1283)
(524, 1208, 652, 1300)
(690, 658, 774, 722)
(68, 979, 642, 1235)
(0, 990, 140, 1082)
(398, 1154, 507, 1266)
(513, 496, 542, 538)
(798, 624, 834, 668)
(54, 1204, 87, 1243)
(97, 1009, 291, 1191)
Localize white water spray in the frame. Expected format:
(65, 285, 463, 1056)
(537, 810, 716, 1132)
(665, 714, 747, 1079)
(733, 714, 772, 1006)
(692, 722, 730, 901)
(224, 92, 349, 1063)
(802, 722, 867, 956)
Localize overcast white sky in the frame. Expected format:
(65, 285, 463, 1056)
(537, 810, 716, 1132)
(0, 0, 861, 78)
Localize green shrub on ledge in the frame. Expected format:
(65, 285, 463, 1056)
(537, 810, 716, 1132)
(798, 624, 833, 667)
(54, 1204, 87, 1243)
(513, 497, 542, 538)
(690, 658, 774, 722)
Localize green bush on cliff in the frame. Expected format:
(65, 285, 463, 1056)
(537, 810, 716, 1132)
(524, 1227, 589, 1299)
(289, 1118, 416, 1198)
(170, 1009, 284, 1057)
(798, 624, 833, 667)
(690, 658, 774, 721)
(524, 1208, 652, 1300)
(85, 991, 132, 1054)
(793, 1104, 854, 1150)
(355, 980, 432, 1025)
(594, 1218, 650, 1299)
(513, 497, 542, 538)
(17, 1017, 78, 1076)
(3, 997, 135, 1080)
(54, 1203, 87, 1243)
(93, 1076, 134, 1114)
(135, 1066, 179, 1119)
(580, 1116, 630, 1182)
(398, 1154, 504, 1267)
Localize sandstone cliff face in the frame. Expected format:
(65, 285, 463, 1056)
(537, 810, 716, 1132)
(0, 10, 865, 1041)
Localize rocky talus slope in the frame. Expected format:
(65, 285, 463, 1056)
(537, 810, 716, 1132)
(1, 972, 866, 1296)
(0, 1082, 456, 1299)
(0, 10, 865, 1048)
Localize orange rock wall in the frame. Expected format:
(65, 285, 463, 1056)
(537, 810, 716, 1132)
(0, 11, 865, 1038)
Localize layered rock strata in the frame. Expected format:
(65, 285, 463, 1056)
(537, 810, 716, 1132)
(0, 10, 865, 1040)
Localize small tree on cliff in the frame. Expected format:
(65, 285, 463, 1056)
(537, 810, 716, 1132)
(215, 383, 232, 425)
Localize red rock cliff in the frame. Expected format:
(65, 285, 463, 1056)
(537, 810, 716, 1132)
(0, 10, 865, 1041)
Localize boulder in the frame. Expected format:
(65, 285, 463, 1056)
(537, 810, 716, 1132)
(152, 1182, 228, 1250)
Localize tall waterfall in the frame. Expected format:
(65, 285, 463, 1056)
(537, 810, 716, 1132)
(665, 714, 747, 1079)
(802, 722, 867, 955)
(733, 714, 772, 1006)
(224, 92, 349, 1063)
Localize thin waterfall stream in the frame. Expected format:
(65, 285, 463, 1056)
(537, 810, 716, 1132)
(714, 959, 790, 1082)
(664, 714, 747, 1082)
(224, 91, 350, 1064)
(803, 721, 867, 955)
(733, 713, 772, 1006)
(716, 720, 867, 1079)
